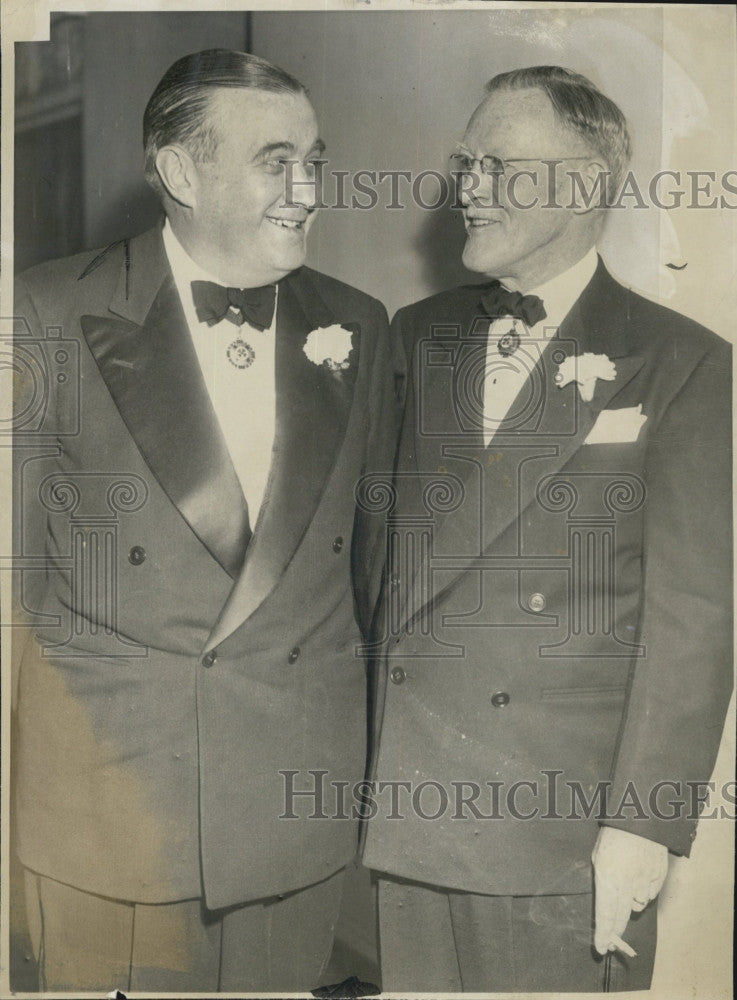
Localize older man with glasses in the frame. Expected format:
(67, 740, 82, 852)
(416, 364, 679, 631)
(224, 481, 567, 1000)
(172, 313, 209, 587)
(362, 65, 732, 993)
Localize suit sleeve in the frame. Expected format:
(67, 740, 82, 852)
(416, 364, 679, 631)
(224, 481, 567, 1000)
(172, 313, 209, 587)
(603, 338, 733, 854)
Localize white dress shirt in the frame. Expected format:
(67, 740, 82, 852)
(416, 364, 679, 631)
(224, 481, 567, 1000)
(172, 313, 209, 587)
(482, 248, 598, 446)
(162, 220, 277, 525)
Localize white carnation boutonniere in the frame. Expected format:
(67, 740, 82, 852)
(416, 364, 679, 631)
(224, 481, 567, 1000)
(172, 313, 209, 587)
(303, 324, 355, 372)
(555, 352, 617, 402)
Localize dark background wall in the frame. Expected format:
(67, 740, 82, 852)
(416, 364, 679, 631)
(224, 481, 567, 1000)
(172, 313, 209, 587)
(15, 12, 249, 272)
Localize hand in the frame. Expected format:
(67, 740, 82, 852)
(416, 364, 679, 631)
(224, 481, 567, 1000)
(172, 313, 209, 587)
(591, 826, 669, 956)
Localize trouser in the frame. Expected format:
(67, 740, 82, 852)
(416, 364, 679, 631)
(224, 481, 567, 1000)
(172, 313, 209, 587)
(378, 875, 657, 993)
(23, 867, 345, 993)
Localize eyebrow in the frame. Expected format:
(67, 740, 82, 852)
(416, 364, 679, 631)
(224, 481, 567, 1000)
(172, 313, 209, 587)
(255, 138, 327, 159)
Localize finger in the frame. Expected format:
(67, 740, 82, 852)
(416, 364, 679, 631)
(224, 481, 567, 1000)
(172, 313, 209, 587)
(613, 882, 634, 939)
(594, 880, 616, 954)
(631, 881, 651, 911)
(594, 880, 632, 955)
(611, 934, 637, 958)
(594, 934, 611, 956)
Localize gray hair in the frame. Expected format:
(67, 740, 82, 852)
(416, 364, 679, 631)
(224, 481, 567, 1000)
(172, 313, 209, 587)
(485, 65, 631, 198)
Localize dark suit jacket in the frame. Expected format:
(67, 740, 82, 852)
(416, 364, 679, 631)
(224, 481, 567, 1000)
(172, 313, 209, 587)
(362, 258, 732, 896)
(12, 224, 402, 908)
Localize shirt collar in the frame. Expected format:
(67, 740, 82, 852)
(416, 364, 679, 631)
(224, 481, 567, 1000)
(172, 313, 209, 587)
(162, 218, 279, 333)
(521, 247, 598, 333)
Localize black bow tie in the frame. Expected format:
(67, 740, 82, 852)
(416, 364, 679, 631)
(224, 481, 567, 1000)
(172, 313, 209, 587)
(191, 280, 276, 330)
(480, 281, 547, 328)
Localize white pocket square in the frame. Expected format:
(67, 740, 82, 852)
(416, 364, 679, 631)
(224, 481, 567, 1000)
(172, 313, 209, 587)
(584, 405, 647, 444)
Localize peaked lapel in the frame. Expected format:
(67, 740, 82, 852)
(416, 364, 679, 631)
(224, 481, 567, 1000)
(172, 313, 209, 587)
(404, 259, 646, 625)
(206, 267, 358, 648)
(80, 226, 250, 579)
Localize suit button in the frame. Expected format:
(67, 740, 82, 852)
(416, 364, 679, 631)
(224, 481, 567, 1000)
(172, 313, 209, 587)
(288, 646, 300, 664)
(332, 536, 344, 553)
(390, 667, 406, 685)
(528, 592, 546, 613)
(491, 691, 510, 708)
(390, 574, 400, 588)
(128, 545, 146, 565)
(202, 650, 217, 668)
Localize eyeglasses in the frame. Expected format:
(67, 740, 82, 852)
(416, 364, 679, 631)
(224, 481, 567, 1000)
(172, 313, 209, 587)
(449, 147, 593, 177)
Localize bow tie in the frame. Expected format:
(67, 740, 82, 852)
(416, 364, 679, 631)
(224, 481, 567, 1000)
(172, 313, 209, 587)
(480, 281, 547, 328)
(191, 280, 276, 330)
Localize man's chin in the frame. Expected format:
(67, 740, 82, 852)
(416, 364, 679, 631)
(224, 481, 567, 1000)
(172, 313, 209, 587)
(462, 240, 501, 276)
(257, 246, 308, 283)
(275, 252, 307, 278)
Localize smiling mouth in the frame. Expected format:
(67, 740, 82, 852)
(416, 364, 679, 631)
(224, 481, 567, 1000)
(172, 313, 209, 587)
(465, 216, 501, 228)
(266, 216, 307, 230)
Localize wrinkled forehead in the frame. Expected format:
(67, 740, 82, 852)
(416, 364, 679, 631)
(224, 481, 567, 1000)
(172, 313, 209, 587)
(463, 87, 572, 155)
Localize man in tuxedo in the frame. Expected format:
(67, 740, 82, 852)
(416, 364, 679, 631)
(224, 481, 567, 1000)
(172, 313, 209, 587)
(12, 49, 400, 992)
(363, 66, 732, 992)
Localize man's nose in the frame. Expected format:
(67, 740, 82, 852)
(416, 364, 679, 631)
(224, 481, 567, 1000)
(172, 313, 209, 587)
(459, 167, 485, 206)
(284, 160, 321, 209)
(459, 169, 501, 207)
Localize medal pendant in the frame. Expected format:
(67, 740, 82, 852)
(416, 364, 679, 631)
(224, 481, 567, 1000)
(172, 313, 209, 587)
(497, 325, 521, 357)
(227, 338, 255, 369)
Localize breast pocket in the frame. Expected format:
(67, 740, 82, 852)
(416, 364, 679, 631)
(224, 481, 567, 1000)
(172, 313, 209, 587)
(540, 683, 628, 701)
(576, 439, 647, 472)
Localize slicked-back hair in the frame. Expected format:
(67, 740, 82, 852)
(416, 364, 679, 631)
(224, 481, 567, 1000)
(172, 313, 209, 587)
(143, 49, 307, 193)
(484, 65, 631, 199)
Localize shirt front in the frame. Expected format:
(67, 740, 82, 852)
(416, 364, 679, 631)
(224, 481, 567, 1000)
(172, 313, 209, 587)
(482, 247, 598, 446)
(163, 220, 277, 526)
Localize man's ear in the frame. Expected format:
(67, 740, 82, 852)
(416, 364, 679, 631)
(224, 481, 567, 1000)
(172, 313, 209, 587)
(570, 159, 610, 215)
(155, 145, 199, 209)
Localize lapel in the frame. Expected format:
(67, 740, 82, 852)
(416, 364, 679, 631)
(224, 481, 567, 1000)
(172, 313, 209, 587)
(206, 267, 357, 648)
(404, 258, 646, 625)
(80, 226, 250, 580)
